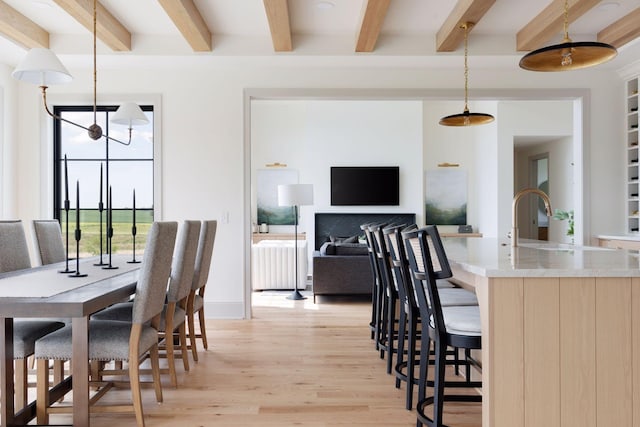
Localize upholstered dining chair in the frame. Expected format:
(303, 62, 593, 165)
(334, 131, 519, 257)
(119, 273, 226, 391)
(0, 220, 66, 411)
(403, 226, 482, 427)
(34, 221, 177, 427)
(32, 220, 66, 265)
(93, 220, 201, 387)
(186, 220, 217, 361)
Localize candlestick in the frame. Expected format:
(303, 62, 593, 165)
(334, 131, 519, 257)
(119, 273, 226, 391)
(75, 180, 80, 231)
(128, 188, 140, 263)
(133, 189, 136, 228)
(64, 154, 69, 205)
(59, 154, 75, 274)
(103, 185, 118, 270)
(95, 164, 107, 266)
(70, 180, 87, 278)
(99, 163, 103, 208)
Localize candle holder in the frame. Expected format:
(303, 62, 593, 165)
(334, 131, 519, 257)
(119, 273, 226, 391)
(70, 180, 87, 278)
(103, 187, 118, 270)
(127, 189, 140, 264)
(58, 199, 76, 274)
(127, 226, 140, 264)
(94, 164, 107, 266)
(94, 201, 108, 266)
(69, 228, 87, 278)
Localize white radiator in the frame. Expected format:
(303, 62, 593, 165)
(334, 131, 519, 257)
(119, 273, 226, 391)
(251, 240, 308, 290)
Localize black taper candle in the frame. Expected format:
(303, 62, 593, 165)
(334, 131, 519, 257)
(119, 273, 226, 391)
(70, 180, 87, 278)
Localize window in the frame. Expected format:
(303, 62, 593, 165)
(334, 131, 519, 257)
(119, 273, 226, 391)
(53, 105, 154, 257)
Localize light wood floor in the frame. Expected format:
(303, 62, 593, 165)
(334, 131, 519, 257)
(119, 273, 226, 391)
(43, 292, 481, 426)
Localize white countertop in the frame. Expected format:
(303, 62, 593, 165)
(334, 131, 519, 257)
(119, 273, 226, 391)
(597, 234, 640, 242)
(443, 238, 640, 278)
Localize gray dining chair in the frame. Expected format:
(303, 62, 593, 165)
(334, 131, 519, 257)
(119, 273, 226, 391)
(34, 221, 177, 427)
(0, 220, 66, 410)
(32, 220, 66, 265)
(93, 220, 201, 386)
(186, 219, 217, 361)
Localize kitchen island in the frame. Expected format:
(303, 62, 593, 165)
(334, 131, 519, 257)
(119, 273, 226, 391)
(441, 237, 640, 427)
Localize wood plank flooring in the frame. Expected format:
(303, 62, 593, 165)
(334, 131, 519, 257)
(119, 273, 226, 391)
(44, 292, 481, 426)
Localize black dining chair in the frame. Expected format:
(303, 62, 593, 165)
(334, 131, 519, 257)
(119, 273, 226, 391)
(403, 225, 482, 427)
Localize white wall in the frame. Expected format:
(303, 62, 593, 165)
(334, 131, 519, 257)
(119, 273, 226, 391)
(515, 137, 573, 243)
(251, 99, 424, 267)
(0, 60, 629, 318)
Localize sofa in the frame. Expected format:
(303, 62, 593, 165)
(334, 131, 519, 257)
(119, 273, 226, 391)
(312, 241, 373, 300)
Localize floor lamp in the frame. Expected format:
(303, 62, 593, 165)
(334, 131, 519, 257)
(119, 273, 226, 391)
(278, 184, 314, 300)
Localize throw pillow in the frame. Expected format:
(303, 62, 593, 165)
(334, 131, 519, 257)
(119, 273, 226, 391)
(329, 235, 358, 244)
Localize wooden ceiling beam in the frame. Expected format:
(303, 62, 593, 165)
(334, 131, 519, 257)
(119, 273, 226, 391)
(436, 0, 496, 52)
(0, 1, 49, 49)
(53, 0, 130, 51)
(598, 7, 640, 48)
(263, 0, 292, 52)
(355, 0, 391, 52)
(157, 0, 212, 52)
(516, 0, 601, 51)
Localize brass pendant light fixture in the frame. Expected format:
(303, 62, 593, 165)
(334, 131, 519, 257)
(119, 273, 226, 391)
(519, 0, 617, 71)
(439, 22, 494, 127)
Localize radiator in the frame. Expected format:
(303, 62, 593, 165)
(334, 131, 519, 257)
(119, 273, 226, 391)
(251, 240, 308, 290)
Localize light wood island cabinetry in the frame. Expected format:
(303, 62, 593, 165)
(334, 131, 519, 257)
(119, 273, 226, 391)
(442, 237, 640, 427)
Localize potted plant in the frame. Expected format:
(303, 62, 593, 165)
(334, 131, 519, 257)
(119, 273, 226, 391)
(553, 209, 574, 244)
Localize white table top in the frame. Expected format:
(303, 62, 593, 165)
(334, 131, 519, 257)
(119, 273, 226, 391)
(0, 255, 139, 298)
(443, 237, 640, 278)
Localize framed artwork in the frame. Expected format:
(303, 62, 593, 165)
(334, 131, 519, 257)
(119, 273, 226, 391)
(425, 169, 467, 225)
(256, 169, 298, 225)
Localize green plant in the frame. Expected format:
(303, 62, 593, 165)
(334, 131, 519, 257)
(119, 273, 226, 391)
(552, 209, 574, 236)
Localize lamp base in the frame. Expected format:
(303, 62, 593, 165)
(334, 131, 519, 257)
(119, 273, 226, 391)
(286, 290, 306, 300)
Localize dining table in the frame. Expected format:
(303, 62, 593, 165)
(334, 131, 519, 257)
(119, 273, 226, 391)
(0, 254, 140, 426)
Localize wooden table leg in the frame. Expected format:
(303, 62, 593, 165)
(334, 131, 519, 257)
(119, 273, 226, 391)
(0, 317, 16, 426)
(72, 316, 90, 426)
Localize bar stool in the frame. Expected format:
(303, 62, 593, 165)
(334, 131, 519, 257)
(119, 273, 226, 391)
(403, 226, 482, 427)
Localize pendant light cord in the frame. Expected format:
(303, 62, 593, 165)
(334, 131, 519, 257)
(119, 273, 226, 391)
(562, 0, 570, 42)
(462, 22, 471, 113)
(93, 0, 97, 125)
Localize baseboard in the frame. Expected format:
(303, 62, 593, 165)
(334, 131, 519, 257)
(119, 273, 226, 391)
(203, 301, 245, 319)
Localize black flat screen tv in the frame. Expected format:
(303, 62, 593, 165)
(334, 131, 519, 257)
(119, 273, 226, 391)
(331, 166, 400, 206)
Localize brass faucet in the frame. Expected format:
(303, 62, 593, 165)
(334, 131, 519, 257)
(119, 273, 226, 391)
(511, 188, 552, 247)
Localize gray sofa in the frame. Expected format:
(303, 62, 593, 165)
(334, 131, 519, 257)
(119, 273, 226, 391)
(312, 242, 373, 300)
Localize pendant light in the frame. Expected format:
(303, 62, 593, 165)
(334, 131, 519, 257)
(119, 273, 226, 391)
(439, 22, 494, 127)
(519, 0, 617, 71)
(12, 0, 147, 145)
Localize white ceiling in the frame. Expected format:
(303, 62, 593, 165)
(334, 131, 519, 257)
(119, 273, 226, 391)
(1, 0, 640, 70)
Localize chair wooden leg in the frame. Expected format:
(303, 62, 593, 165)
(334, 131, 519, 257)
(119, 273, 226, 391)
(187, 309, 199, 362)
(53, 360, 64, 385)
(14, 359, 28, 411)
(197, 307, 208, 350)
(149, 343, 163, 403)
(179, 324, 190, 371)
(129, 327, 146, 427)
(36, 358, 50, 425)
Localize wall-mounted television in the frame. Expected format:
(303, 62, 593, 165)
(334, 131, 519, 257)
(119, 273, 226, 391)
(331, 166, 400, 206)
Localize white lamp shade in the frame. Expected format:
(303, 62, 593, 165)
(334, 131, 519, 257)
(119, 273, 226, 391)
(12, 48, 72, 85)
(278, 184, 314, 206)
(111, 102, 149, 127)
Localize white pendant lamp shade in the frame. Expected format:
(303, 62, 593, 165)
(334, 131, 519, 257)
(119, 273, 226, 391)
(111, 102, 149, 127)
(12, 48, 72, 86)
(278, 184, 314, 206)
